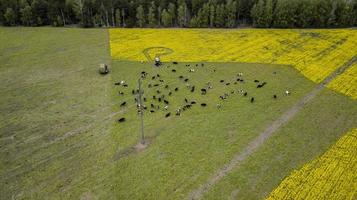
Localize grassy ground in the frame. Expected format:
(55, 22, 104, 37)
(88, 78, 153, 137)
(202, 88, 357, 200)
(108, 61, 315, 199)
(0, 27, 355, 200)
(0, 27, 114, 199)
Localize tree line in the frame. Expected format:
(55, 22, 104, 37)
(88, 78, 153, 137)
(0, 0, 356, 28)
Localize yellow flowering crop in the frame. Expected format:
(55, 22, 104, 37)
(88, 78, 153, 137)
(266, 128, 357, 200)
(327, 62, 357, 99)
(110, 29, 356, 83)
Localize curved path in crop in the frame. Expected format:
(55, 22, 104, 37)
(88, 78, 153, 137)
(187, 56, 357, 200)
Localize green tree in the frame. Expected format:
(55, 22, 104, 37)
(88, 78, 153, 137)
(20, 5, 33, 26)
(209, 3, 215, 27)
(136, 5, 145, 27)
(264, 0, 273, 27)
(226, 0, 237, 27)
(273, 0, 295, 28)
(157, 6, 161, 26)
(161, 8, 171, 27)
(31, 0, 49, 25)
(251, 0, 264, 27)
(189, 15, 199, 27)
(311, 0, 330, 28)
(215, 4, 225, 27)
(352, 0, 357, 26)
(196, 3, 210, 27)
(177, 2, 188, 27)
(148, 1, 156, 27)
(295, 0, 314, 28)
(333, 0, 352, 27)
(168, 2, 176, 26)
(4, 8, 16, 26)
(115, 8, 121, 27)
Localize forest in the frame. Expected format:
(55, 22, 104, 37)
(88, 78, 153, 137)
(0, 0, 356, 28)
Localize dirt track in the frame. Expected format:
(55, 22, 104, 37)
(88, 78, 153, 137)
(187, 56, 357, 200)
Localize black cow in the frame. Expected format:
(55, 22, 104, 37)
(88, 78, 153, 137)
(118, 118, 126, 123)
(244, 92, 248, 96)
(175, 87, 179, 91)
(179, 75, 184, 79)
(143, 97, 147, 102)
(254, 80, 259, 83)
(201, 88, 207, 95)
(273, 95, 277, 99)
(226, 83, 230, 86)
(151, 103, 155, 108)
(172, 69, 177, 72)
(168, 91, 172, 96)
(173, 62, 178, 64)
(185, 98, 188, 103)
(152, 76, 156, 80)
(220, 80, 224, 83)
(159, 79, 164, 82)
(119, 91, 124, 95)
(184, 78, 189, 82)
(158, 98, 162, 102)
(154, 84, 159, 87)
(191, 101, 197, 104)
(165, 112, 171, 118)
(157, 90, 161, 94)
(123, 84, 128, 87)
(184, 104, 192, 109)
(153, 95, 156, 99)
(150, 110, 155, 113)
(156, 74, 160, 77)
(165, 85, 169, 89)
(250, 97, 255, 103)
(164, 100, 169, 104)
(191, 86, 195, 93)
(201, 103, 207, 107)
(176, 110, 181, 116)
(257, 82, 267, 88)
(114, 82, 120, 85)
(120, 102, 127, 107)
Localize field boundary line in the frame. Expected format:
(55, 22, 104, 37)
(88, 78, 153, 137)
(186, 56, 357, 200)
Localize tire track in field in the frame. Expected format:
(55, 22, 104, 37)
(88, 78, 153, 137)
(187, 56, 357, 200)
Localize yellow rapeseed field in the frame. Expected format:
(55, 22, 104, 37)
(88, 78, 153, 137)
(327, 62, 357, 99)
(266, 128, 357, 200)
(110, 29, 356, 83)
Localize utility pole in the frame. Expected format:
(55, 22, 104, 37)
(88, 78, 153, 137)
(137, 78, 145, 144)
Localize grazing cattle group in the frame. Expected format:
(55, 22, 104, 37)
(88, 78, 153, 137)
(115, 62, 290, 123)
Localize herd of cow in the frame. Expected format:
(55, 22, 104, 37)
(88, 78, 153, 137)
(116, 62, 287, 123)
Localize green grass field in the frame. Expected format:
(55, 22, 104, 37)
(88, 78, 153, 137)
(0, 28, 356, 200)
(109, 61, 315, 199)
